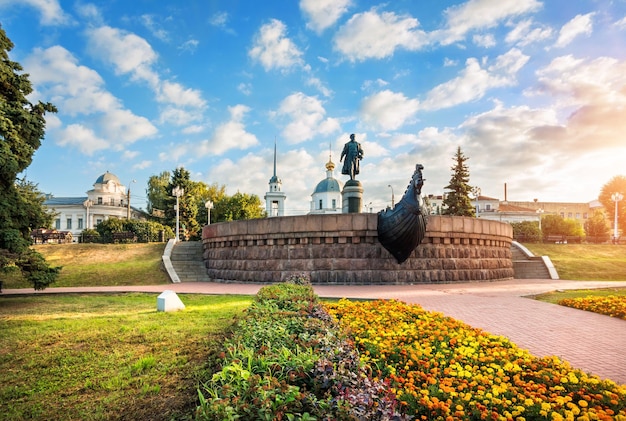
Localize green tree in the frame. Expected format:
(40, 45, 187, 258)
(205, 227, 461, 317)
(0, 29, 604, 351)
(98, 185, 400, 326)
(190, 181, 227, 226)
(215, 192, 265, 222)
(442, 146, 475, 217)
(584, 210, 610, 243)
(510, 221, 541, 242)
(146, 170, 170, 217)
(599, 175, 626, 237)
(0, 27, 59, 289)
(167, 167, 200, 240)
(541, 214, 583, 239)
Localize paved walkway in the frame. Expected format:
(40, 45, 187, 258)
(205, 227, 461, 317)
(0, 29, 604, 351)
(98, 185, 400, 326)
(3, 278, 626, 385)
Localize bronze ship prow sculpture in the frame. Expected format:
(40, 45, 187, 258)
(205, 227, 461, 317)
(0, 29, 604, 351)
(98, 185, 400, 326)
(377, 164, 427, 263)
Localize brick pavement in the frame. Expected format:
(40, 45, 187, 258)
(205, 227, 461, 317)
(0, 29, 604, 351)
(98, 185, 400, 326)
(3, 278, 626, 385)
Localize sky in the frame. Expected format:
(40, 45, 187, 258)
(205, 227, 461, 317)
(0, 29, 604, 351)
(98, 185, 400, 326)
(2, 0, 626, 214)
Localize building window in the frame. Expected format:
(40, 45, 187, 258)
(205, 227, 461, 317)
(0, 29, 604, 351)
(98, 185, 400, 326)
(97, 197, 102, 205)
(568, 212, 573, 218)
(486, 204, 491, 211)
(96, 218, 103, 226)
(319, 199, 323, 209)
(271, 201, 279, 216)
(55, 219, 61, 229)
(583, 212, 588, 219)
(332, 199, 336, 209)
(78, 218, 84, 229)
(66, 218, 72, 229)
(576, 213, 580, 219)
(110, 198, 115, 205)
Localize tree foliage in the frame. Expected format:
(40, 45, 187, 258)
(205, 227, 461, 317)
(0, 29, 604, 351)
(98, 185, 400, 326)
(146, 166, 265, 240)
(584, 210, 610, 243)
(442, 146, 475, 217)
(541, 214, 583, 238)
(599, 175, 626, 236)
(511, 221, 541, 242)
(0, 27, 59, 289)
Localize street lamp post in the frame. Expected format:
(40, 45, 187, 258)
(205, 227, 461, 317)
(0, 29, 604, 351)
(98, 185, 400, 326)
(388, 185, 395, 208)
(205, 200, 213, 225)
(611, 192, 623, 243)
(126, 179, 136, 219)
(172, 186, 184, 241)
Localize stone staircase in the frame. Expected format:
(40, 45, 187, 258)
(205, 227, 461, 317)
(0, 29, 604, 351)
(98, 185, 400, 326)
(170, 241, 209, 282)
(511, 242, 558, 279)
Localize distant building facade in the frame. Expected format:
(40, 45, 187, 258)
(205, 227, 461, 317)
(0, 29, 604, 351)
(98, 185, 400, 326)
(44, 171, 144, 241)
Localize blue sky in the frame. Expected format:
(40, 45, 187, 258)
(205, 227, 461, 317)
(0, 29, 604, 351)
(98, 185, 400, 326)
(2, 0, 626, 214)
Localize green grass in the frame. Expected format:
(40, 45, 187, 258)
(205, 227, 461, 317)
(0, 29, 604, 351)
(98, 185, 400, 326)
(522, 243, 626, 281)
(4, 243, 171, 289)
(0, 293, 252, 421)
(531, 287, 626, 304)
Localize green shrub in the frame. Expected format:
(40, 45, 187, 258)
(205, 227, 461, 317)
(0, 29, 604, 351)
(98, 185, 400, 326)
(196, 283, 407, 420)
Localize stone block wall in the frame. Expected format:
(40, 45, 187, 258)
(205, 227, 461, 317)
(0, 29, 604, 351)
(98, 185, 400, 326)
(202, 214, 514, 284)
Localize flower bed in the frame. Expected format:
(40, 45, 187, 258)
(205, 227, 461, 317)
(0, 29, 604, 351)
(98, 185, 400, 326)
(559, 296, 626, 320)
(196, 282, 406, 420)
(326, 299, 626, 421)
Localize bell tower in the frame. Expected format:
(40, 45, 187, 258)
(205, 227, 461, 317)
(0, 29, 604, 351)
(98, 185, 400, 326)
(264, 140, 286, 217)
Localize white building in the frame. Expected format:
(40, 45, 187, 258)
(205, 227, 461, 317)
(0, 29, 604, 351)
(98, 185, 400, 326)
(309, 158, 343, 214)
(44, 171, 144, 241)
(264, 142, 286, 217)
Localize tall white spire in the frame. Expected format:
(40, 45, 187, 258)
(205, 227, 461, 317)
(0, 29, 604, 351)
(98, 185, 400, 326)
(265, 138, 286, 217)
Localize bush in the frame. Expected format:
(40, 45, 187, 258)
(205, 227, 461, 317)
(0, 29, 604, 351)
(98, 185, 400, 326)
(511, 221, 541, 242)
(93, 219, 173, 243)
(196, 283, 407, 420)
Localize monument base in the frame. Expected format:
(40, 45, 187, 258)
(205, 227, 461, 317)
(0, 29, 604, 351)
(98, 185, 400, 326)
(342, 179, 363, 213)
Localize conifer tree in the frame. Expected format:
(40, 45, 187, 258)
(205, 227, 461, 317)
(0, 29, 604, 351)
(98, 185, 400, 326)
(0, 27, 59, 289)
(442, 146, 476, 217)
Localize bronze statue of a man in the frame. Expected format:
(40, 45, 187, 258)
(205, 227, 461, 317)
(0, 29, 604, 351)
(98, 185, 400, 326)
(340, 133, 364, 180)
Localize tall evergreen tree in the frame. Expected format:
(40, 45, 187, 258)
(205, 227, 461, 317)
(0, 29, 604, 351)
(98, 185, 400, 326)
(442, 146, 475, 217)
(166, 167, 200, 240)
(0, 27, 59, 289)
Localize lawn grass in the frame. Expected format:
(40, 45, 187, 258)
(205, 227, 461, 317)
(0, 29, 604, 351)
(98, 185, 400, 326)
(4, 243, 170, 289)
(0, 293, 252, 421)
(531, 287, 626, 304)
(521, 243, 626, 281)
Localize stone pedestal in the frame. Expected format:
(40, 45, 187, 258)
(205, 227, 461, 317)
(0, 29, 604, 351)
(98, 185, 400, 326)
(342, 180, 363, 213)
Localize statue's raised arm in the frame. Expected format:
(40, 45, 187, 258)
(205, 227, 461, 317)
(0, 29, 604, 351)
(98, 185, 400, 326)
(340, 133, 364, 180)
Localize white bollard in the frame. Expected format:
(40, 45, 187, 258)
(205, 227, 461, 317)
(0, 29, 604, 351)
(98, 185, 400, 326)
(157, 290, 185, 312)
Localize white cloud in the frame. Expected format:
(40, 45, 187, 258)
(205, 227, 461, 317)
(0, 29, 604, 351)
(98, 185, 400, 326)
(306, 76, 333, 97)
(57, 124, 110, 155)
(473, 33, 496, 47)
(209, 11, 229, 27)
(158, 81, 206, 108)
(248, 19, 304, 71)
(198, 105, 259, 155)
(237, 82, 252, 95)
(275, 92, 341, 143)
(360, 90, 420, 131)
(122, 150, 140, 160)
(182, 125, 205, 135)
(158, 106, 204, 126)
(334, 9, 426, 62)
(141, 14, 169, 42)
(132, 160, 152, 170)
(433, 0, 542, 45)
(0, 0, 71, 26)
(178, 39, 199, 53)
(421, 48, 529, 111)
(100, 109, 157, 146)
(86, 26, 159, 86)
(555, 13, 594, 48)
(300, 0, 352, 33)
(506, 19, 553, 46)
(23, 46, 158, 154)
